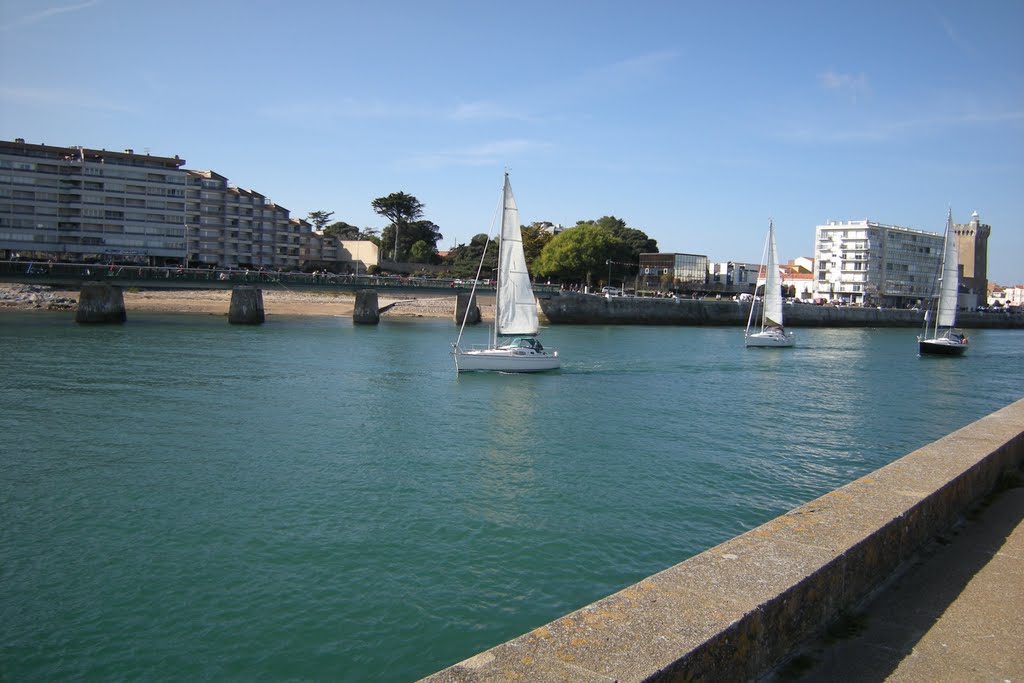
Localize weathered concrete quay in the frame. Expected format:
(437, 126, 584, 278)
(420, 399, 1024, 682)
(538, 292, 1024, 329)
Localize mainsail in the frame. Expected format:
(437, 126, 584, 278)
(763, 221, 783, 327)
(495, 174, 539, 336)
(936, 209, 959, 329)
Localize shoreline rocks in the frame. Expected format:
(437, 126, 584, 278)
(0, 284, 78, 310)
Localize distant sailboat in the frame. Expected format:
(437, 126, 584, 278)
(918, 209, 968, 356)
(452, 173, 560, 372)
(745, 220, 794, 348)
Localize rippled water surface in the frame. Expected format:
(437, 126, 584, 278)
(2, 311, 1022, 681)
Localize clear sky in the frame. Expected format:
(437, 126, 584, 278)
(2, 1, 1022, 283)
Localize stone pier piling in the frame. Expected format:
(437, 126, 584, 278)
(353, 290, 380, 324)
(75, 283, 126, 323)
(228, 286, 265, 325)
(454, 292, 480, 326)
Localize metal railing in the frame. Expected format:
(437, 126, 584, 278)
(0, 260, 561, 294)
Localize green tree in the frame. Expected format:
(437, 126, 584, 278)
(533, 224, 626, 287)
(580, 216, 658, 261)
(306, 210, 334, 232)
(371, 192, 426, 261)
(380, 219, 443, 264)
(573, 216, 657, 285)
(442, 233, 497, 279)
(409, 240, 433, 263)
(322, 221, 361, 239)
(521, 223, 553, 266)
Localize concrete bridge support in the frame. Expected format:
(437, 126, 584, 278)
(228, 286, 265, 325)
(454, 292, 480, 326)
(353, 289, 380, 325)
(75, 283, 126, 324)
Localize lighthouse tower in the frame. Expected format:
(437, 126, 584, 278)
(954, 210, 991, 309)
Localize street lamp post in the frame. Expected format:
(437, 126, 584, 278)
(606, 259, 612, 288)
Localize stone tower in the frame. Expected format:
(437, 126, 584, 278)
(954, 210, 991, 307)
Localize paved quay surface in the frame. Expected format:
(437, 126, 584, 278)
(765, 482, 1024, 682)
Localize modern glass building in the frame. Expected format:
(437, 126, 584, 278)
(638, 252, 708, 292)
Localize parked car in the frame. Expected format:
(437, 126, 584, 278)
(601, 286, 622, 296)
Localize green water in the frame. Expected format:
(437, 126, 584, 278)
(1, 311, 1021, 681)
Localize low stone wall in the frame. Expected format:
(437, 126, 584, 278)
(537, 292, 1024, 328)
(421, 398, 1024, 682)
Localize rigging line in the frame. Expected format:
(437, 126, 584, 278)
(454, 187, 503, 350)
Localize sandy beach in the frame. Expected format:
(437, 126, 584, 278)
(0, 284, 491, 320)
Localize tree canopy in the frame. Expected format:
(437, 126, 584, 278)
(306, 210, 334, 232)
(577, 216, 658, 264)
(322, 221, 361, 240)
(533, 224, 627, 286)
(372, 192, 427, 261)
(442, 233, 497, 278)
(521, 223, 554, 264)
(379, 219, 443, 264)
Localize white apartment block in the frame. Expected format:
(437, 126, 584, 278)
(708, 261, 760, 289)
(0, 138, 373, 273)
(814, 220, 944, 307)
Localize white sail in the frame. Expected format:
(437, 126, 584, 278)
(745, 219, 793, 348)
(495, 174, 539, 336)
(936, 209, 959, 329)
(763, 221, 784, 328)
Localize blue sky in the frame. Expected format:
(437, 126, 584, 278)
(2, 0, 1022, 283)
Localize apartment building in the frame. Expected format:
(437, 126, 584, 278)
(186, 170, 303, 271)
(0, 139, 189, 264)
(814, 220, 945, 307)
(0, 138, 376, 273)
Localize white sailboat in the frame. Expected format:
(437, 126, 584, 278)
(918, 209, 968, 356)
(745, 220, 794, 348)
(452, 173, 560, 373)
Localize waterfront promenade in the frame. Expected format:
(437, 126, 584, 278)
(767, 483, 1024, 681)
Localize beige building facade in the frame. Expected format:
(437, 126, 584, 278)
(0, 139, 189, 263)
(954, 210, 991, 304)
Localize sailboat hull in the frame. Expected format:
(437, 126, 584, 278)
(454, 347, 560, 373)
(918, 336, 968, 356)
(745, 329, 795, 348)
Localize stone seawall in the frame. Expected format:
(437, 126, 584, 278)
(537, 292, 1024, 328)
(420, 398, 1024, 682)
